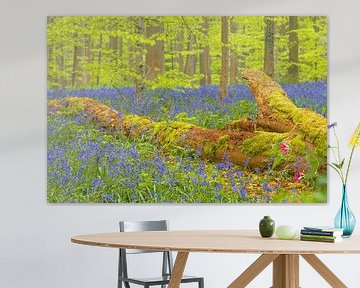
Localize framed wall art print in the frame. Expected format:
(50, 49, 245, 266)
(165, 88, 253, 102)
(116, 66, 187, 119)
(47, 16, 327, 203)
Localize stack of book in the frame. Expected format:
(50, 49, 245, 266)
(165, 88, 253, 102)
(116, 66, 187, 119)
(300, 226, 344, 243)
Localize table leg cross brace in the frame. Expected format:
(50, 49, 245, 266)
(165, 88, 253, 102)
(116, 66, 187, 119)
(228, 254, 280, 288)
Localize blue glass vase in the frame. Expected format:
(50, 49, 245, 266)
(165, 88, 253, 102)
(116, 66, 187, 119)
(334, 185, 356, 237)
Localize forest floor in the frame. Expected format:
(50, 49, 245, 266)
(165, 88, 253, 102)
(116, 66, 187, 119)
(47, 83, 327, 203)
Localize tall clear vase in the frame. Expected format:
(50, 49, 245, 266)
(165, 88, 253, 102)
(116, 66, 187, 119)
(334, 185, 356, 237)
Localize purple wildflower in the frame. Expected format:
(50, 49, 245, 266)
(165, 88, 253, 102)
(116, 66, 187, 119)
(328, 122, 337, 129)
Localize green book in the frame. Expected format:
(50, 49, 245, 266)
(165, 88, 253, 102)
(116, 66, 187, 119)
(300, 234, 340, 240)
(303, 226, 344, 233)
(300, 236, 342, 243)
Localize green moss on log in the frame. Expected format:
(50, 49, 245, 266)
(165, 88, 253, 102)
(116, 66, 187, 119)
(202, 135, 230, 159)
(268, 91, 297, 118)
(291, 109, 327, 158)
(241, 131, 286, 157)
(153, 121, 195, 146)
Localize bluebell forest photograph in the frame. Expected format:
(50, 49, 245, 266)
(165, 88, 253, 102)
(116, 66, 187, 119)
(47, 16, 328, 203)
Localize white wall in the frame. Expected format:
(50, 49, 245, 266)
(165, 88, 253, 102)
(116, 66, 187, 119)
(1, 0, 360, 287)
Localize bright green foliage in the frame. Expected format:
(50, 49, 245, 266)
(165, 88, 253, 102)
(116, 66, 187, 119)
(47, 16, 327, 90)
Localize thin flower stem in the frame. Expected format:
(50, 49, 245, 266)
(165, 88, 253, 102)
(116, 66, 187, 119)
(345, 130, 360, 185)
(329, 126, 345, 184)
(328, 163, 345, 183)
(333, 127, 343, 165)
(331, 147, 340, 166)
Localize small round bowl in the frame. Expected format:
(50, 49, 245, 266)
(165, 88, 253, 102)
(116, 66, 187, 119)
(275, 225, 297, 240)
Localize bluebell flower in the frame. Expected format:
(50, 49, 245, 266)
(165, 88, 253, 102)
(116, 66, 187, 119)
(328, 122, 337, 129)
(240, 185, 247, 199)
(92, 178, 103, 187)
(262, 182, 273, 192)
(101, 194, 114, 203)
(236, 170, 243, 177)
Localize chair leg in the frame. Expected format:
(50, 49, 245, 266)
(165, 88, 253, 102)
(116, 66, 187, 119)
(199, 278, 204, 288)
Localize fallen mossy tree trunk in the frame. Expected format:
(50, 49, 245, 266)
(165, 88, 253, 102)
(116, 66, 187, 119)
(225, 69, 327, 161)
(48, 69, 326, 170)
(49, 97, 267, 168)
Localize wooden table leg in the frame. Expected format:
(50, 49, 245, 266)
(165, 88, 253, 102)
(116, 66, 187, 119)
(228, 254, 279, 288)
(301, 254, 347, 288)
(272, 254, 299, 288)
(168, 252, 189, 288)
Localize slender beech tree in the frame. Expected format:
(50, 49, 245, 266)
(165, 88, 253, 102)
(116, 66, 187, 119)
(108, 36, 119, 65)
(219, 16, 229, 102)
(177, 29, 185, 73)
(288, 16, 299, 83)
(313, 16, 320, 75)
(72, 39, 87, 87)
(47, 17, 54, 86)
(134, 17, 145, 100)
(230, 17, 239, 84)
(145, 18, 165, 81)
(200, 17, 211, 85)
(264, 16, 275, 78)
(185, 33, 196, 76)
(82, 34, 92, 86)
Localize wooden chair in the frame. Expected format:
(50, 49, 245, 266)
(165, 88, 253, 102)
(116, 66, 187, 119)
(118, 220, 204, 288)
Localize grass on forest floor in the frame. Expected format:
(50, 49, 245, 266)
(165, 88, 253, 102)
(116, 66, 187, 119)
(48, 112, 325, 204)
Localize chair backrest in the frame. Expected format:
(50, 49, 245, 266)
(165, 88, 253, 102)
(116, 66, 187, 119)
(118, 220, 174, 282)
(119, 220, 169, 254)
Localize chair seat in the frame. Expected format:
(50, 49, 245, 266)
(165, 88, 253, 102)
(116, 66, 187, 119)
(119, 274, 203, 286)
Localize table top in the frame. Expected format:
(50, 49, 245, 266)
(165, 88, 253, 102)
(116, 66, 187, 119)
(71, 230, 360, 254)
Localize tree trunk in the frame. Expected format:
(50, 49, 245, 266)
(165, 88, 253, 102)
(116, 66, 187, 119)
(177, 30, 185, 73)
(118, 37, 123, 57)
(108, 36, 119, 64)
(145, 18, 165, 81)
(47, 17, 54, 87)
(219, 16, 229, 102)
(55, 43, 66, 88)
(264, 16, 275, 78)
(48, 16, 66, 88)
(134, 17, 145, 100)
(185, 34, 196, 76)
(313, 16, 320, 75)
(96, 34, 103, 86)
(77, 38, 87, 87)
(200, 17, 211, 85)
(230, 17, 239, 84)
(239, 24, 247, 71)
(49, 69, 326, 170)
(288, 16, 299, 83)
(71, 44, 83, 87)
(82, 34, 92, 86)
(273, 17, 284, 81)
